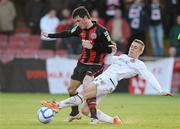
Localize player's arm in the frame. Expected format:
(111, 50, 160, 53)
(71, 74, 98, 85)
(41, 26, 81, 38)
(104, 41, 118, 64)
(82, 38, 116, 54)
(92, 29, 113, 53)
(139, 67, 172, 96)
(104, 55, 119, 65)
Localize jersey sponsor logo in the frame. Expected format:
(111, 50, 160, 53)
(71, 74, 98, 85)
(118, 58, 130, 64)
(71, 26, 78, 33)
(90, 32, 97, 39)
(104, 31, 111, 42)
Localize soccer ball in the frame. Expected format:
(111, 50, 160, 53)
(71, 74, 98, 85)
(37, 106, 54, 124)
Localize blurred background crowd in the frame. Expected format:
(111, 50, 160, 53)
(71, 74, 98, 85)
(0, 0, 180, 59)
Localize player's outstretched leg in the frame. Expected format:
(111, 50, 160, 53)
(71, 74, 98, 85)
(65, 79, 82, 122)
(41, 94, 85, 111)
(96, 110, 123, 125)
(65, 93, 82, 122)
(113, 116, 124, 125)
(40, 100, 60, 113)
(81, 105, 123, 125)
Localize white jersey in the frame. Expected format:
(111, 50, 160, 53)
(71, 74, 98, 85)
(97, 54, 163, 94)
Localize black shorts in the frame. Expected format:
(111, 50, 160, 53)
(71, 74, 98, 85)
(71, 61, 104, 83)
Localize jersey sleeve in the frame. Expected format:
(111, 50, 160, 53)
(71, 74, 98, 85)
(104, 54, 119, 65)
(92, 27, 112, 53)
(48, 26, 81, 38)
(138, 64, 163, 94)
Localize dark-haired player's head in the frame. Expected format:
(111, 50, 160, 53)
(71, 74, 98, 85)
(72, 6, 92, 29)
(72, 6, 91, 19)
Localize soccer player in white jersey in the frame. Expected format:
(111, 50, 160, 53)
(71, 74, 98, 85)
(41, 39, 172, 124)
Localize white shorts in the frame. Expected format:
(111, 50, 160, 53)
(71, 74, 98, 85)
(81, 74, 115, 107)
(93, 74, 115, 97)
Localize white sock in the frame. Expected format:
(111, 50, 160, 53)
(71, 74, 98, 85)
(57, 94, 84, 108)
(97, 109, 113, 123)
(87, 109, 113, 123)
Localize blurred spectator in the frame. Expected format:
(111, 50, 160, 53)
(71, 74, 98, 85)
(167, 0, 180, 22)
(47, 0, 69, 13)
(124, 0, 134, 12)
(91, 9, 106, 27)
(148, 0, 164, 57)
(79, 0, 101, 11)
(105, 0, 124, 21)
(0, 0, 16, 35)
(169, 15, 180, 57)
(163, 0, 180, 36)
(40, 9, 60, 50)
(66, 0, 79, 10)
(56, 8, 81, 54)
(107, 9, 130, 53)
(74, 0, 106, 20)
(126, 0, 148, 55)
(25, 0, 47, 34)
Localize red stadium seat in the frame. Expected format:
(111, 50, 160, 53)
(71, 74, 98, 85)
(24, 42, 40, 50)
(174, 59, 180, 71)
(0, 35, 8, 50)
(37, 50, 55, 59)
(9, 34, 29, 43)
(3, 49, 22, 55)
(16, 49, 38, 58)
(28, 35, 41, 43)
(0, 41, 8, 50)
(0, 35, 8, 41)
(0, 51, 15, 63)
(55, 50, 68, 57)
(0, 49, 3, 59)
(6, 41, 24, 50)
(15, 27, 31, 34)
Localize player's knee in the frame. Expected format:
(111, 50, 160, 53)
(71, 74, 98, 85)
(82, 75, 94, 88)
(81, 107, 89, 116)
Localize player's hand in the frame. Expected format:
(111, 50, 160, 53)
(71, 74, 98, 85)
(109, 41, 117, 53)
(160, 91, 173, 96)
(82, 40, 93, 49)
(41, 32, 49, 38)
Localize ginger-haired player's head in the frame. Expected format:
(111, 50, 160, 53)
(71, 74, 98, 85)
(128, 39, 145, 59)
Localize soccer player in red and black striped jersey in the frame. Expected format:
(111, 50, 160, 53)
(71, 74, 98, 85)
(41, 6, 116, 123)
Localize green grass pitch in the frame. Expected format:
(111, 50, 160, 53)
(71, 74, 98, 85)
(0, 93, 180, 129)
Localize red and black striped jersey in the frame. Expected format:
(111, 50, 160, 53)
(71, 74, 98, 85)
(48, 21, 112, 65)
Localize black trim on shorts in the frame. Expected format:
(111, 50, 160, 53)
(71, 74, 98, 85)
(109, 78, 115, 87)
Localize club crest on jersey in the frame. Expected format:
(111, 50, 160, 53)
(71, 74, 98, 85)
(90, 32, 97, 39)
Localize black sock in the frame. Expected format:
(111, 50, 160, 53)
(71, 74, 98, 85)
(69, 93, 79, 116)
(90, 108, 98, 119)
